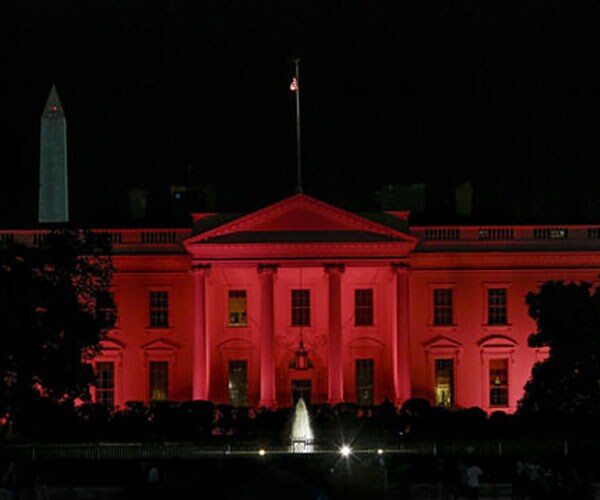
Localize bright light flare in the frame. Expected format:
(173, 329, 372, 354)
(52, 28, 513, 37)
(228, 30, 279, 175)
(340, 445, 352, 457)
(377, 449, 384, 455)
(258, 449, 266, 456)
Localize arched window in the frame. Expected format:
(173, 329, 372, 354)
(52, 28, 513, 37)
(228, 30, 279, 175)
(93, 338, 125, 408)
(478, 335, 518, 412)
(423, 336, 463, 408)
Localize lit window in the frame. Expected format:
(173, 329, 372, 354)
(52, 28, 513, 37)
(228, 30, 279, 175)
(229, 360, 248, 407)
(356, 359, 374, 405)
(354, 289, 374, 326)
(149, 291, 169, 328)
(434, 358, 454, 407)
(433, 288, 453, 326)
(489, 359, 508, 407)
(149, 361, 169, 401)
(291, 289, 310, 326)
(95, 362, 114, 407)
(488, 288, 507, 325)
(228, 290, 247, 327)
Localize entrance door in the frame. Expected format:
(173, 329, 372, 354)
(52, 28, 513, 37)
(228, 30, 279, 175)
(229, 360, 247, 407)
(355, 359, 374, 405)
(292, 379, 312, 405)
(434, 358, 454, 407)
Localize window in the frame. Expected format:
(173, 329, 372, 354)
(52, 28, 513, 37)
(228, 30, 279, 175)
(98, 305, 118, 332)
(433, 288, 453, 325)
(149, 291, 169, 328)
(489, 358, 508, 407)
(95, 362, 114, 407)
(291, 289, 310, 326)
(149, 361, 169, 401)
(228, 290, 247, 327)
(354, 289, 374, 326)
(355, 359, 374, 405)
(98, 290, 118, 331)
(229, 360, 247, 407)
(434, 358, 454, 407)
(487, 288, 507, 325)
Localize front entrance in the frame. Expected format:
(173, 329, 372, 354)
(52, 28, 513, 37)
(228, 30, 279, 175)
(292, 379, 312, 405)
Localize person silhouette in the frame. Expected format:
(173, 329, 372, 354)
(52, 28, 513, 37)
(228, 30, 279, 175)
(466, 463, 483, 500)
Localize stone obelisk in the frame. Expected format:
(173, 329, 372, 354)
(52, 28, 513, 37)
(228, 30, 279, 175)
(38, 85, 69, 223)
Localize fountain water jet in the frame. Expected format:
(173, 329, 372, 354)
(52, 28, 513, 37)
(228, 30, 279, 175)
(290, 397, 314, 453)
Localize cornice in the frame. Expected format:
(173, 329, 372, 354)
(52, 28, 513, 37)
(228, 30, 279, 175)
(410, 251, 600, 270)
(186, 240, 415, 261)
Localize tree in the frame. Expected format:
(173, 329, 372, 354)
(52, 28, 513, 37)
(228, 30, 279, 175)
(0, 229, 115, 428)
(518, 280, 600, 422)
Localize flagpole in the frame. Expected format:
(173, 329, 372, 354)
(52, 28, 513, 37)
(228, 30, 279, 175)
(293, 58, 303, 194)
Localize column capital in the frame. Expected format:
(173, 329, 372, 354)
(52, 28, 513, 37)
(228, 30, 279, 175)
(191, 263, 211, 275)
(391, 262, 410, 274)
(257, 263, 279, 275)
(324, 263, 345, 275)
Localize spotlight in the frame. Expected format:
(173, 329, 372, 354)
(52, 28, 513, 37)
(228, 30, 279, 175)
(258, 449, 266, 456)
(377, 449, 384, 455)
(340, 445, 352, 457)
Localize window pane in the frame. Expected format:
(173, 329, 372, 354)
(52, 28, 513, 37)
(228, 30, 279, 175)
(434, 358, 454, 407)
(95, 361, 114, 407)
(356, 359, 374, 405)
(489, 358, 508, 407)
(149, 291, 169, 328)
(150, 361, 169, 401)
(229, 360, 247, 407)
(488, 288, 507, 325)
(228, 290, 247, 326)
(433, 288, 453, 325)
(355, 289, 374, 326)
(292, 289, 310, 326)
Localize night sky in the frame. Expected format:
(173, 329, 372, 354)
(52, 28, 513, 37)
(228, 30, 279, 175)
(4, 1, 600, 226)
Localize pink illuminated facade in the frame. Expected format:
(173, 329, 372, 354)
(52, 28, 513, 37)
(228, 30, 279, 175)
(15, 194, 600, 412)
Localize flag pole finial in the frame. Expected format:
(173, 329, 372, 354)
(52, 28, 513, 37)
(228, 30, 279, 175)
(291, 58, 303, 194)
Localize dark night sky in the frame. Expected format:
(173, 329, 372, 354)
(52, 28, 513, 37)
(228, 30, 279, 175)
(3, 1, 600, 225)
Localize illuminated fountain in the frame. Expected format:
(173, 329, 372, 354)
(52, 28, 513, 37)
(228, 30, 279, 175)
(290, 398, 314, 453)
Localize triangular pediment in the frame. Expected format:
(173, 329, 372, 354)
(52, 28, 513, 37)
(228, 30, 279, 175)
(141, 338, 180, 352)
(100, 337, 126, 351)
(423, 335, 463, 350)
(185, 194, 416, 245)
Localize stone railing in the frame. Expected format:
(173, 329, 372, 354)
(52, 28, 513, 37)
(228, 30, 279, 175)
(0, 229, 192, 251)
(411, 224, 600, 244)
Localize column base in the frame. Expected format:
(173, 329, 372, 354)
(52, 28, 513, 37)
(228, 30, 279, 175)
(394, 395, 411, 409)
(327, 398, 345, 406)
(259, 399, 278, 410)
(394, 398, 406, 409)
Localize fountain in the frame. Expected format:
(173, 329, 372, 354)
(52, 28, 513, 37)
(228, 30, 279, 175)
(290, 397, 314, 453)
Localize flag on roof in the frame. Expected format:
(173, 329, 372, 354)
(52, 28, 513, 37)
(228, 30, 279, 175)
(290, 77, 299, 92)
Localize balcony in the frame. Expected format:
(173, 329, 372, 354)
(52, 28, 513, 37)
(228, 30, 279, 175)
(411, 224, 600, 252)
(0, 229, 192, 254)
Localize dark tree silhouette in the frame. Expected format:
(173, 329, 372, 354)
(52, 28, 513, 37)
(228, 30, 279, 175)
(518, 280, 600, 423)
(0, 229, 115, 430)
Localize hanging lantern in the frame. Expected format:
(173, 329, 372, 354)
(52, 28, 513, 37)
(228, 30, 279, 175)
(294, 340, 309, 370)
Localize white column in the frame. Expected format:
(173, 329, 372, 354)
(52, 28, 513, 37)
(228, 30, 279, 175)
(258, 264, 278, 408)
(191, 264, 210, 400)
(393, 263, 411, 405)
(325, 264, 345, 404)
